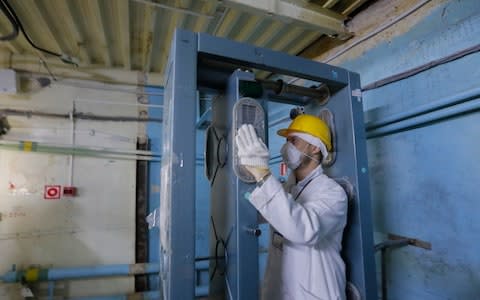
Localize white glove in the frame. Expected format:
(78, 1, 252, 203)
(235, 124, 269, 168)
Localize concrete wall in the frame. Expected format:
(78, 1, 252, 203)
(0, 79, 139, 298)
(334, 1, 480, 299)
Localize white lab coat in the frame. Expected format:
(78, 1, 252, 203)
(250, 166, 348, 300)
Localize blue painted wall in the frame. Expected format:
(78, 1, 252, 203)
(337, 1, 480, 299)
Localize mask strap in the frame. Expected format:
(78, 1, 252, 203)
(292, 142, 319, 163)
(303, 152, 319, 163)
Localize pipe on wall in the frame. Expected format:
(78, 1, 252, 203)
(1, 262, 208, 297)
(366, 86, 480, 130)
(66, 287, 208, 299)
(362, 43, 480, 91)
(67, 290, 161, 300)
(0, 263, 160, 283)
(0, 140, 161, 161)
(366, 95, 480, 139)
(0, 108, 163, 123)
(269, 93, 480, 158)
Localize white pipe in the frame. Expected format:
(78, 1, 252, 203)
(0, 139, 161, 157)
(6, 127, 135, 145)
(53, 81, 164, 97)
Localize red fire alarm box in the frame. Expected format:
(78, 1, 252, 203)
(63, 186, 77, 197)
(44, 185, 61, 200)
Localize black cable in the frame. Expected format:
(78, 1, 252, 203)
(1, 0, 63, 58)
(195, 256, 223, 262)
(209, 216, 228, 282)
(362, 43, 480, 91)
(210, 216, 220, 281)
(209, 218, 234, 282)
(210, 164, 220, 187)
(0, 0, 18, 41)
(209, 127, 223, 187)
(40, 57, 57, 81)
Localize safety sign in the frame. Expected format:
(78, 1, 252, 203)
(44, 185, 61, 200)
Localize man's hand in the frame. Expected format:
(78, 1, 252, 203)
(235, 124, 271, 181)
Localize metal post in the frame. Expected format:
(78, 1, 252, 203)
(159, 29, 197, 300)
(136, 138, 150, 291)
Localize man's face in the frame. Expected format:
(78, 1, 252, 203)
(286, 135, 310, 152)
(286, 135, 320, 162)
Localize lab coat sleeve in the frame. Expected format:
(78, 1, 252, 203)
(250, 175, 347, 246)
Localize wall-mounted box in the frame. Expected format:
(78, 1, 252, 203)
(0, 69, 18, 94)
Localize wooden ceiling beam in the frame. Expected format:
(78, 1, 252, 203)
(342, 0, 369, 15)
(222, 0, 350, 39)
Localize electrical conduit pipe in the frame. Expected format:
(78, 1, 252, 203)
(366, 97, 480, 139)
(66, 291, 161, 300)
(366, 86, 480, 130)
(0, 263, 159, 283)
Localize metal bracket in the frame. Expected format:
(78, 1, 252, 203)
(375, 233, 432, 252)
(388, 233, 432, 250)
(375, 233, 431, 300)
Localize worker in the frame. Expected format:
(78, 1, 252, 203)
(235, 114, 348, 300)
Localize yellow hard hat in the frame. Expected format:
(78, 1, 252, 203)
(277, 114, 332, 151)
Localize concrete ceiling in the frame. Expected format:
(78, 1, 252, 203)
(0, 0, 372, 84)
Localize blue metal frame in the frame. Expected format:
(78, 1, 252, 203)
(208, 70, 261, 299)
(159, 30, 197, 300)
(146, 86, 164, 290)
(321, 71, 377, 299)
(197, 33, 349, 89)
(161, 29, 377, 300)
